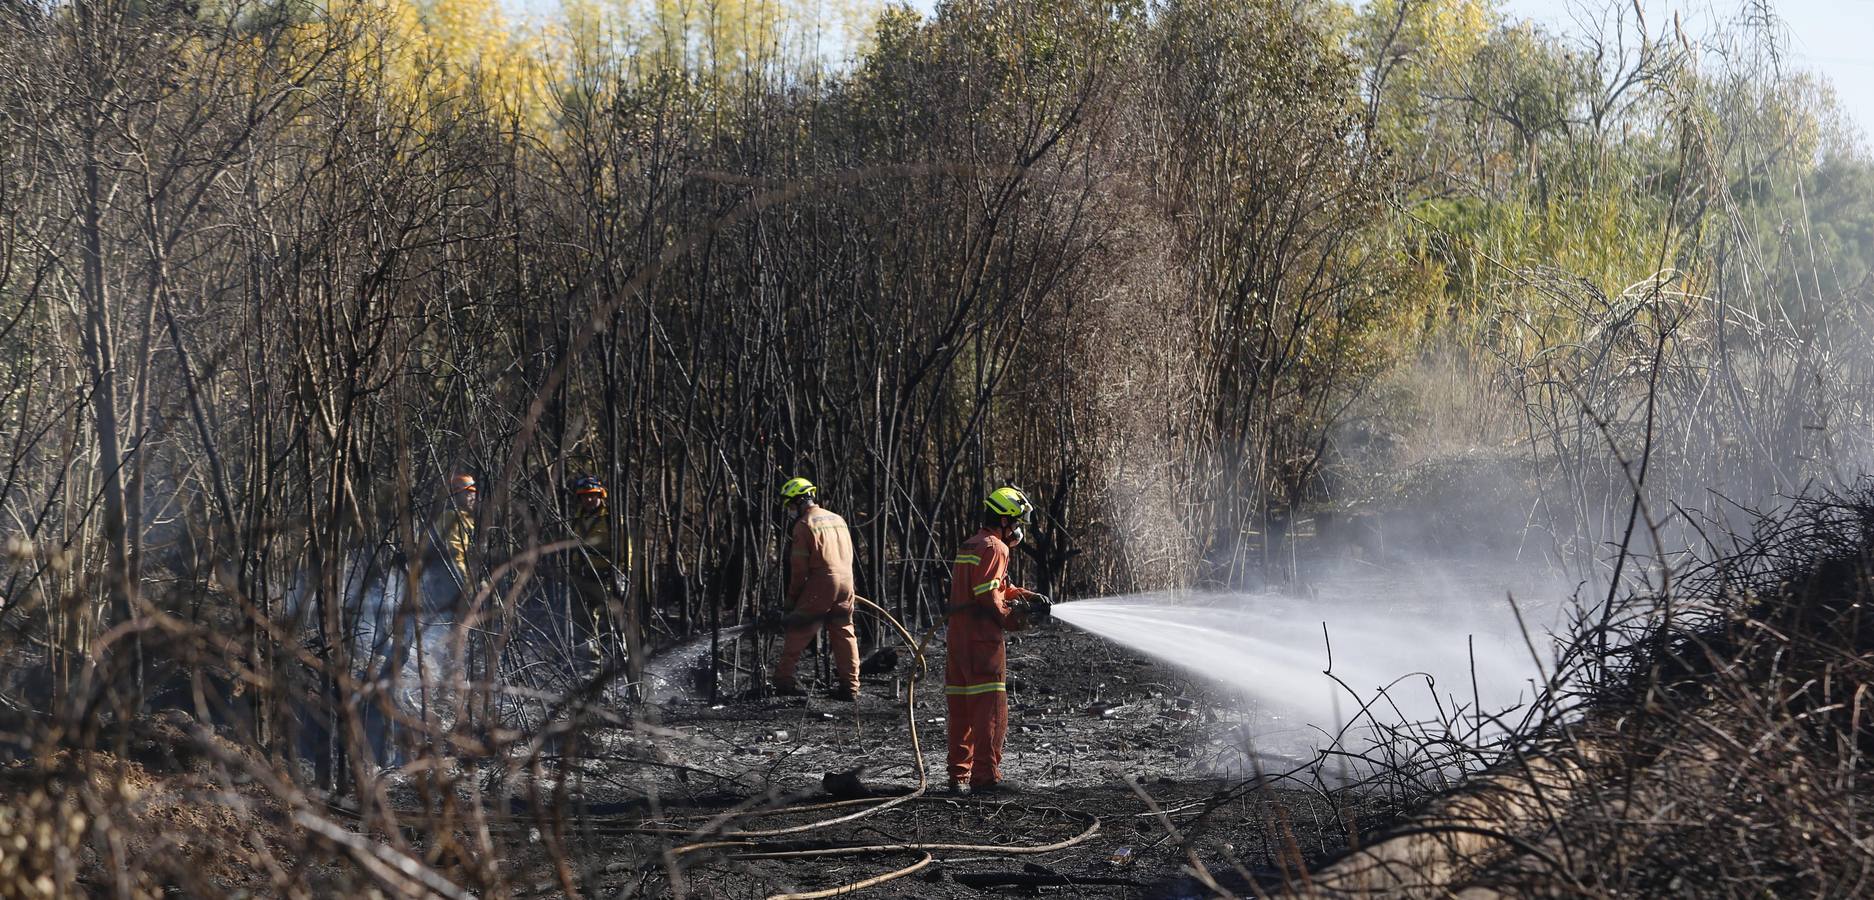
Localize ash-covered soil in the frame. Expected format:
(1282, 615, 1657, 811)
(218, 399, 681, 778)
(507, 624, 1399, 898)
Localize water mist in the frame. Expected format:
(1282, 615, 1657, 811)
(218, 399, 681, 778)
(1052, 565, 1565, 772)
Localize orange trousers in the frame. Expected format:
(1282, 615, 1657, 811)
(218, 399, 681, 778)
(775, 610, 860, 694)
(945, 690, 1008, 786)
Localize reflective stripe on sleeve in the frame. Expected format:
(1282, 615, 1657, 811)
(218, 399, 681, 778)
(954, 553, 982, 565)
(971, 578, 1000, 595)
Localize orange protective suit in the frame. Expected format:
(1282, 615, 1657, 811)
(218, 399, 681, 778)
(775, 505, 860, 695)
(945, 528, 1036, 787)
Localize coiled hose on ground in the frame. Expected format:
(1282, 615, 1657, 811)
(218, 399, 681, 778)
(652, 596, 1102, 898)
(340, 596, 1101, 898)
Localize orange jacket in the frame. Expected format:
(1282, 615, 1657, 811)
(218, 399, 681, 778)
(945, 528, 1035, 693)
(787, 506, 856, 614)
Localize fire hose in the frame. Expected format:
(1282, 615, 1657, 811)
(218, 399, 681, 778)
(342, 592, 1099, 899)
(653, 596, 1101, 899)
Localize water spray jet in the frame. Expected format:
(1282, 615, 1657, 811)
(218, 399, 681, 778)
(1051, 571, 1563, 774)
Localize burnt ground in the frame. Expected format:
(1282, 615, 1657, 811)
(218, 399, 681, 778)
(3, 555, 1552, 897)
(0, 596, 1431, 897)
(502, 623, 1402, 899)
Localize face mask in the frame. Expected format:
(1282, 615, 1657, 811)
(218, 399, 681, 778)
(1007, 525, 1026, 547)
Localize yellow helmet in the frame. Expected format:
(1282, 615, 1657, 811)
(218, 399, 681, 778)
(984, 486, 1033, 521)
(780, 476, 817, 504)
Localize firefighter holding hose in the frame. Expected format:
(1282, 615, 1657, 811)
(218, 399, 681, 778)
(945, 486, 1051, 794)
(773, 477, 862, 701)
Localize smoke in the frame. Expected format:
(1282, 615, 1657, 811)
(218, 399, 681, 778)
(280, 549, 479, 768)
(642, 624, 758, 699)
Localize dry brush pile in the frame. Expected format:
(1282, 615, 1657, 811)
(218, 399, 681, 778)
(1300, 484, 1874, 897)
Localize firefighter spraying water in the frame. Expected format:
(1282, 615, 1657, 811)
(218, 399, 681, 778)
(943, 486, 1052, 795)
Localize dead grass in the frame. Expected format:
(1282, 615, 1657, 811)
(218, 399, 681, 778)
(1300, 482, 1874, 897)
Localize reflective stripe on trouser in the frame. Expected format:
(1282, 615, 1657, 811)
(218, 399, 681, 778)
(944, 681, 1006, 695)
(775, 609, 861, 694)
(946, 687, 1008, 787)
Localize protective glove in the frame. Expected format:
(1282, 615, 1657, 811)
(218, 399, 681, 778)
(1027, 594, 1053, 621)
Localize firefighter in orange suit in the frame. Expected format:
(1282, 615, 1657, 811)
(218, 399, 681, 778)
(945, 486, 1051, 794)
(774, 477, 862, 700)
